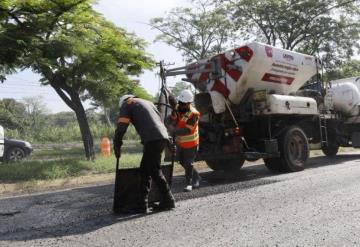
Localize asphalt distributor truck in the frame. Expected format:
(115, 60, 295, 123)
(114, 42, 360, 212)
(159, 41, 360, 173)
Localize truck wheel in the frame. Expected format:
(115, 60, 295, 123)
(265, 126, 309, 173)
(206, 158, 245, 171)
(5, 147, 25, 162)
(322, 144, 339, 157)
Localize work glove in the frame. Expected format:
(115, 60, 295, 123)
(168, 138, 176, 155)
(171, 144, 176, 156)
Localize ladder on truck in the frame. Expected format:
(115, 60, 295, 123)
(319, 114, 328, 147)
(319, 88, 335, 147)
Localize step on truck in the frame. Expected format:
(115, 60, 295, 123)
(159, 41, 360, 172)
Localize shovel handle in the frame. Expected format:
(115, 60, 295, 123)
(113, 157, 120, 211)
(116, 157, 120, 170)
(168, 135, 176, 187)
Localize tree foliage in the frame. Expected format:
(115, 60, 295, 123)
(0, 96, 49, 139)
(325, 59, 360, 80)
(49, 112, 77, 127)
(1, 97, 141, 143)
(152, 0, 360, 73)
(22, 96, 49, 139)
(0, 98, 28, 129)
(170, 81, 193, 97)
(0, 0, 154, 159)
(150, 0, 236, 62)
(222, 0, 360, 70)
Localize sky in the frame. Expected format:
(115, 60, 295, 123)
(0, 0, 187, 113)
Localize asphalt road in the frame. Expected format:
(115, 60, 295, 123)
(1, 154, 360, 246)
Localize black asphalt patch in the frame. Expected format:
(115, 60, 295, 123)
(0, 164, 280, 242)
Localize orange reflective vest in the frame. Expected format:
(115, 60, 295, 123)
(172, 106, 200, 149)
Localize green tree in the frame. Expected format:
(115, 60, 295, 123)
(22, 96, 49, 140)
(0, 0, 154, 159)
(170, 81, 193, 97)
(150, 0, 235, 62)
(0, 98, 28, 130)
(91, 83, 154, 127)
(49, 112, 77, 127)
(222, 0, 360, 70)
(325, 59, 360, 81)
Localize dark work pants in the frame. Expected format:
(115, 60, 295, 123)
(177, 146, 200, 186)
(140, 139, 172, 205)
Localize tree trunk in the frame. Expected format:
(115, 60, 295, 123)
(73, 97, 95, 161)
(50, 81, 95, 160)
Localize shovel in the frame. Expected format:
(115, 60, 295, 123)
(112, 156, 121, 212)
(113, 149, 174, 213)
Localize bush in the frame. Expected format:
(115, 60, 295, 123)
(6, 122, 140, 144)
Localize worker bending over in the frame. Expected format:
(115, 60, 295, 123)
(114, 95, 175, 213)
(167, 89, 201, 192)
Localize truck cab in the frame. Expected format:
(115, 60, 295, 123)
(0, 125, 4, 161)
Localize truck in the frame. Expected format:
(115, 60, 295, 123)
(159, 41, 360, 172)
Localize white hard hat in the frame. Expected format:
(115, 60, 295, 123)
(177, 89, 194, 103)
(119, 94, 134, 107)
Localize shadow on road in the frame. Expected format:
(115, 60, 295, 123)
(1, 153, 360, 242)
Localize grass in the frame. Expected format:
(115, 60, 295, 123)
(0, 154, 142, 183)
(0, 141, 144, 184)
(30, 141, 143, 160)
(0, 139, 185, 195)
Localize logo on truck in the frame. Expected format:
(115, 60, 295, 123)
(261, 73, 295, 85)
(265, 46, 273, 57)
(283, 54, 294, 62)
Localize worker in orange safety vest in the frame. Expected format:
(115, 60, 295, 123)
(166, 89, 201, 192)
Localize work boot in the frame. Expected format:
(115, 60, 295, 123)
(117, 203, 148, 215)
(183, 185, 192, 192)
(192, 176, 201, 189)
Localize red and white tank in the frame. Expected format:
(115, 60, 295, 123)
(186, 42, 317, 113)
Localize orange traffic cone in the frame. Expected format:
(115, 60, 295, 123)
(100, 137, 111, 157)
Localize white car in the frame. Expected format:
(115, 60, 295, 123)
(0, 125, 33, 162)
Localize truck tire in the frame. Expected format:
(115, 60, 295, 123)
(265, 126, 309, 172)
(322, 144, 339, 157)
(206, 158, 245, 171)
(5, 147, 25, 162)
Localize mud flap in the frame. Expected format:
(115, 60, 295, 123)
(352, 132, 360, 148)
(113, 164, 174, 212)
